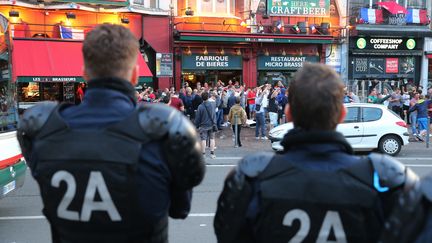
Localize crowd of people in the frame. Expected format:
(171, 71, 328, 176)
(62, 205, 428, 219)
(17, 24, 432, 243)
(134, 80, 289, 157)
(364, 85, 432, 141)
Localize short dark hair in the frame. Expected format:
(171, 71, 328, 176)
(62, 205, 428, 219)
(201, 92, 209, 101)
(83, 24, 139, 79)
(235, 96, 241, 104)
(288, 63, 344, 130)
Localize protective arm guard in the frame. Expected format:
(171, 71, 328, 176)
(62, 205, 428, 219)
(138, 104, 205, 191)
(214, 152, 273, 243)
(369, 153, 424, 243)
(16, 102, 57, 167)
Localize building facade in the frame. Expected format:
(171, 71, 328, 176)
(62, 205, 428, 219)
(172, 0, 346, 89)
(347, 0, 432, 97)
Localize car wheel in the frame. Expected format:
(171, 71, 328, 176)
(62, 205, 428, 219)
(378, 135, 402, 156)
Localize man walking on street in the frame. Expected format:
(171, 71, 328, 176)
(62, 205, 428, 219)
(17, 24, 205, 243)
(228, 96, 247, 147)
(195, 91, 217, 159)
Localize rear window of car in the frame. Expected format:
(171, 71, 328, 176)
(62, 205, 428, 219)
(343, 107, 359, 123)
(362, 107, 382, 122)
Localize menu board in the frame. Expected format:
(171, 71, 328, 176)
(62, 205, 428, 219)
(63, 82, 75, 103)
(353, 57, 415, 79)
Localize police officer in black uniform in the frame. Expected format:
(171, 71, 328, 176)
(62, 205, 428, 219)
(214, 63, 420, 243)
(17, 24, 205, 243)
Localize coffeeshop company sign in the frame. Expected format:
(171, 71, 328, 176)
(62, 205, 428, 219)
(258, 55, 320, 70)
(268, 0, 330, 17)
(182, 55, 242, 70)
(355, 37, 418, 50)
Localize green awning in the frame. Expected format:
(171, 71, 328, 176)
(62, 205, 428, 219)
(138, 77, 153, 84)
(57, 0, 127, 6)
(16, 76, 85, 82)
(179, 35, 335, 44)
(0, 52, 8, 61)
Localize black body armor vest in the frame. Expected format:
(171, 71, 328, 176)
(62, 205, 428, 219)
(254, 154, 380, 243)
(31, 105, 167, 243)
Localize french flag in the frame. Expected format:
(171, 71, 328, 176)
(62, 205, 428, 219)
(406, 9, 429, 24)
(360, 8, 383, 24)
(60, 26, 84, 40)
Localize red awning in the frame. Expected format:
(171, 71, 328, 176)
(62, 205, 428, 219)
(426, 54, 432, 59)
(12, 40, 84, 81)
(12, 39, 152, 82)
(376, 1, 407, 15)
(137, 53, 153, 78)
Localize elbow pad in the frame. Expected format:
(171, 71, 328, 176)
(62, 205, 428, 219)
(16, 102, 57, 162)
(137, 104, 205, 190)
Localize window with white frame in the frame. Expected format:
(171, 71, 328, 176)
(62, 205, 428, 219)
(349, 0, 426, 10)
(186, 0, 235, 16)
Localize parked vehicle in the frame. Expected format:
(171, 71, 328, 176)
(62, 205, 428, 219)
(0, 130, 26, 199)
(269, 103, 410, 156)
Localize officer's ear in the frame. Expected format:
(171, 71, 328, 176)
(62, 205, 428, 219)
(130, 65, 139, 86)
(284, 105, 293, 122)
(339, 105, 347, 124)
(83, 66, 90, 81)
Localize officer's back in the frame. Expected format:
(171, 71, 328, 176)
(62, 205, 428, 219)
(17, 24, 205, 243)
(214, 63, 419, 243)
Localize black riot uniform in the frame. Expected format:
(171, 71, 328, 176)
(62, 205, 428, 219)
(214, 130, 419, 243)
(18, 101, 205, 243)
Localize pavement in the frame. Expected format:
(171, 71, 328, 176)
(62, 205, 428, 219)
(1, 125, 432, 243)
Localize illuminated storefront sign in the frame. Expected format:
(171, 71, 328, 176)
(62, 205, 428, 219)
(355, 37, 417, 50)
(258, 55, 319, 70)
(267, 0, 330, 17)
(182, 54, 242, 70)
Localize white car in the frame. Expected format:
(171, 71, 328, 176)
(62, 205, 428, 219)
(269, 103, 410, 156)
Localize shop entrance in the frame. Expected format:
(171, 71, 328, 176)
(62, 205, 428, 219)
(182, 70, 242, 88)
(258, 71, 295, 87)
(18, 82, 83, 109)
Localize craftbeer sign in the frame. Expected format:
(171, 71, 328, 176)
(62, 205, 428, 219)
(355, 37, 417, 50)
(258, 55, 320, 70)
(268, 0, 330, 17)
(182, 55, 242, 70)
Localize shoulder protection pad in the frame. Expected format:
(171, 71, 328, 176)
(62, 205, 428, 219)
(421, 174, 432, 202)
(214, 169, 253, 243)
(17, 101, 57, 162)
(369, 153, 416, 190)
(137, 103, 177, 140)
(18, 101, 58, 137)
(138, 103, 205, 190)
(238, 152, 274, 178)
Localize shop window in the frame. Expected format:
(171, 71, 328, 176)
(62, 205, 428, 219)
(1, 81, 18, 132)
(187, 0, 235, 16)
(150, 0, 158, 8)
(349, 0, 426, 16)
(400, 0, 426, 8)
(18, 82, 40, 103)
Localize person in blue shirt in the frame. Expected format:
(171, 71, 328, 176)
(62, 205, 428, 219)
(17, 24, 205, 243)
(409, 94, 432, 141)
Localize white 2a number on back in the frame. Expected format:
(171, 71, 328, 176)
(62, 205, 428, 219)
(51, 171, 122, 222)
(283, 209, 347, 243)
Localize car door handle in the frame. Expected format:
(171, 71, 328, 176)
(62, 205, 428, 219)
(354, 126, 359, 129)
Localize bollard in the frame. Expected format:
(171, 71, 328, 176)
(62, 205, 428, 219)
(427, 116, 430, 149)
(234, 114, 239, 147)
